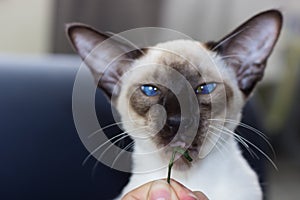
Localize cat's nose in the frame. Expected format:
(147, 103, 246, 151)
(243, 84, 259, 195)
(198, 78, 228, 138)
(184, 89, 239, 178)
(166, 115, 194, 134)
(166, 115, 181, 131)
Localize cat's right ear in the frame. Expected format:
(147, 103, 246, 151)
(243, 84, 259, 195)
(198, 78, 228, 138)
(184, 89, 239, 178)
(66, 23, 143, 99)
(207, 10, 282, 97)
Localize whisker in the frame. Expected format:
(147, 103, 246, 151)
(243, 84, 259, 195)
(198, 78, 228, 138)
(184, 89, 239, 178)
(92, 128, 148, 176)
(106, 32, 146, 56)
(98, 134, 130, 161)
(211, 27, 247, 51)
(216, 54, 245, 60)
(205, 135, 226, 159)
(209, 125, 258, 159)
(116, 58, 136, 62)
(211, 125, 277, 170)
(234, 128, 260, 159)
(208, 118, 269, 140)
(111, 140, 135, 168)
(240, 135, 278, 170)
(91, 134, 131, 177)
(217, 118, 269, 140)
(98, 125, 150, 161)
(210, 125, 259, 159)
(88, 119, 142, 138)
(83, 132, 127, 166)
(208, 118, 275, 157)
(207, 130, 230, 155)
(83, 126, 147, 166)
(224, 127, 270, 162)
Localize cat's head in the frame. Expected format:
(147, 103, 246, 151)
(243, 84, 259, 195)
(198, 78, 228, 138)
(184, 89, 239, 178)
(67, 10, 282, 169)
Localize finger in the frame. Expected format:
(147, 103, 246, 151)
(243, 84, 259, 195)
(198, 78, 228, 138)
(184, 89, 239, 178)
(147, 179, 179, 200)
(169, 179, 207, 200)
(169, 179, 198, 199)
(122, 181, 153, 200)
(193, 191, 209, 200)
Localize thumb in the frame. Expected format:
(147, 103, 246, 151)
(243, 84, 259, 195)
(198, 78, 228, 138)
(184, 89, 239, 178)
(193, 191, 209, 200)
(147, 180, 179, 200)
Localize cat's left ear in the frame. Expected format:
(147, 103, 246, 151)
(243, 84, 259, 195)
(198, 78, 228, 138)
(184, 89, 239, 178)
(208, 10, 283, 96)
(66, 23, 143, 99)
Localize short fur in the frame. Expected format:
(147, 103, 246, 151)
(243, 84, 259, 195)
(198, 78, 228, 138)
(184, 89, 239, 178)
(66, 10, 282, 199)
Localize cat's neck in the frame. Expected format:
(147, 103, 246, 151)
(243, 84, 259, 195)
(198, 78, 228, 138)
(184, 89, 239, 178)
(131, 135, 239, 174)
(123, 136, 262, 199)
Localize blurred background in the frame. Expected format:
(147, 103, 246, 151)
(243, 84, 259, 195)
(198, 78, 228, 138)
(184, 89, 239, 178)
(0, 0, 299, 199)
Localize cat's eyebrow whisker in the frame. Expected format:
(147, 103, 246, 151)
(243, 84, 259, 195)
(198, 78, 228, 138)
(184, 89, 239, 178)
(106, 32, 146, 56)
(117, 58, 136, 62)
(216, 54, 245, 60)
(208, 118, 275, 158)
(88, 119, 143, 138)
(211, 27, 247, 52)
(111, 140, 135, 168)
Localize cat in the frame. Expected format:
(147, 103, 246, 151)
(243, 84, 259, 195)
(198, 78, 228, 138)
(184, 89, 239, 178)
(66, 9, 282, 200)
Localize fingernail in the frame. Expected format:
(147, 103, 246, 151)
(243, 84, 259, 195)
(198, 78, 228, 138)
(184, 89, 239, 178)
(149, 180, 171, 200)
(187, 192, 199, 200)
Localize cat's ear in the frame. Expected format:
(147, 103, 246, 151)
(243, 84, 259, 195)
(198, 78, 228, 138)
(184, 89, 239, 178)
(66, 23, 143, 99)
(207, 10, 283, 96)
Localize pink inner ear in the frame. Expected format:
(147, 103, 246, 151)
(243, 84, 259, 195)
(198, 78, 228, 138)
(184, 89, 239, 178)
(66, 23, 144, 99)
(67, 24, 109, 60)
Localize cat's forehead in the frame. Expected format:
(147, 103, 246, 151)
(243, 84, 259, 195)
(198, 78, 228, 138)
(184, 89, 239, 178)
(130, 40, 225, 84)
(144, 40, 213, 66)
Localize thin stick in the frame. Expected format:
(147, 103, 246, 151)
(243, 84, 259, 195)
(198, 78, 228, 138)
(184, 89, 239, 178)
(167, 147, 193, 184)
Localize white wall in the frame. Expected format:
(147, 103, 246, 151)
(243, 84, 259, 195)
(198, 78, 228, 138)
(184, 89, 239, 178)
(0, 0, 53, 54)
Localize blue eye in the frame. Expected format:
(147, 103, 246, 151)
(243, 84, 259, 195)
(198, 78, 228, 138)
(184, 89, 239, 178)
(141, 85, 160, 96)
(195, 83, 217, 95)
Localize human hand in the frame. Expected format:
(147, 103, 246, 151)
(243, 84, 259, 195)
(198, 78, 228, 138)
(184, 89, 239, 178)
(122, 179, 208, 200)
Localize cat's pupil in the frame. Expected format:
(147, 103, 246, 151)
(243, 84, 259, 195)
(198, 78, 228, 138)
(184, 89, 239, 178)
(195, 83, 217, 95)
(141, 85, 160, 96)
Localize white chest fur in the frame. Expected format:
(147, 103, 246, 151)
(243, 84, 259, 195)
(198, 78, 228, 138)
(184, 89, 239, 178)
(119, 139, 262, 200)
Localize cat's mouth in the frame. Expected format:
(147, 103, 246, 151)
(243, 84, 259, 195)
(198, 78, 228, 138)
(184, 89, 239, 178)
(165, 141, 199, 170)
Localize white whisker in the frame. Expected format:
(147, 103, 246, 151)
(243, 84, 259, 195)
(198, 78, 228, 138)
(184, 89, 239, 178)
(210, 125, 259, 159)
(88, 119, 142, 138)
(210, 124, 277, 170)
(83, 132, 127, 166)
(111, 140, 135, 168)
(207, 130, 230, 155)
(107, 32, 146, 56)
(91, 134, 131, 176)
(211, 27, 247, 51)
(205, 135, 226, 159)
(208, 118, 275, 157)
(98, 134, 130, 161)
(83, 126, 147, 166)
(216, 54, 245, 60)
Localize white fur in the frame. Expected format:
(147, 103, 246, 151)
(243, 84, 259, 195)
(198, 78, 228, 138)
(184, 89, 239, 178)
(120, 138, 262, 200)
